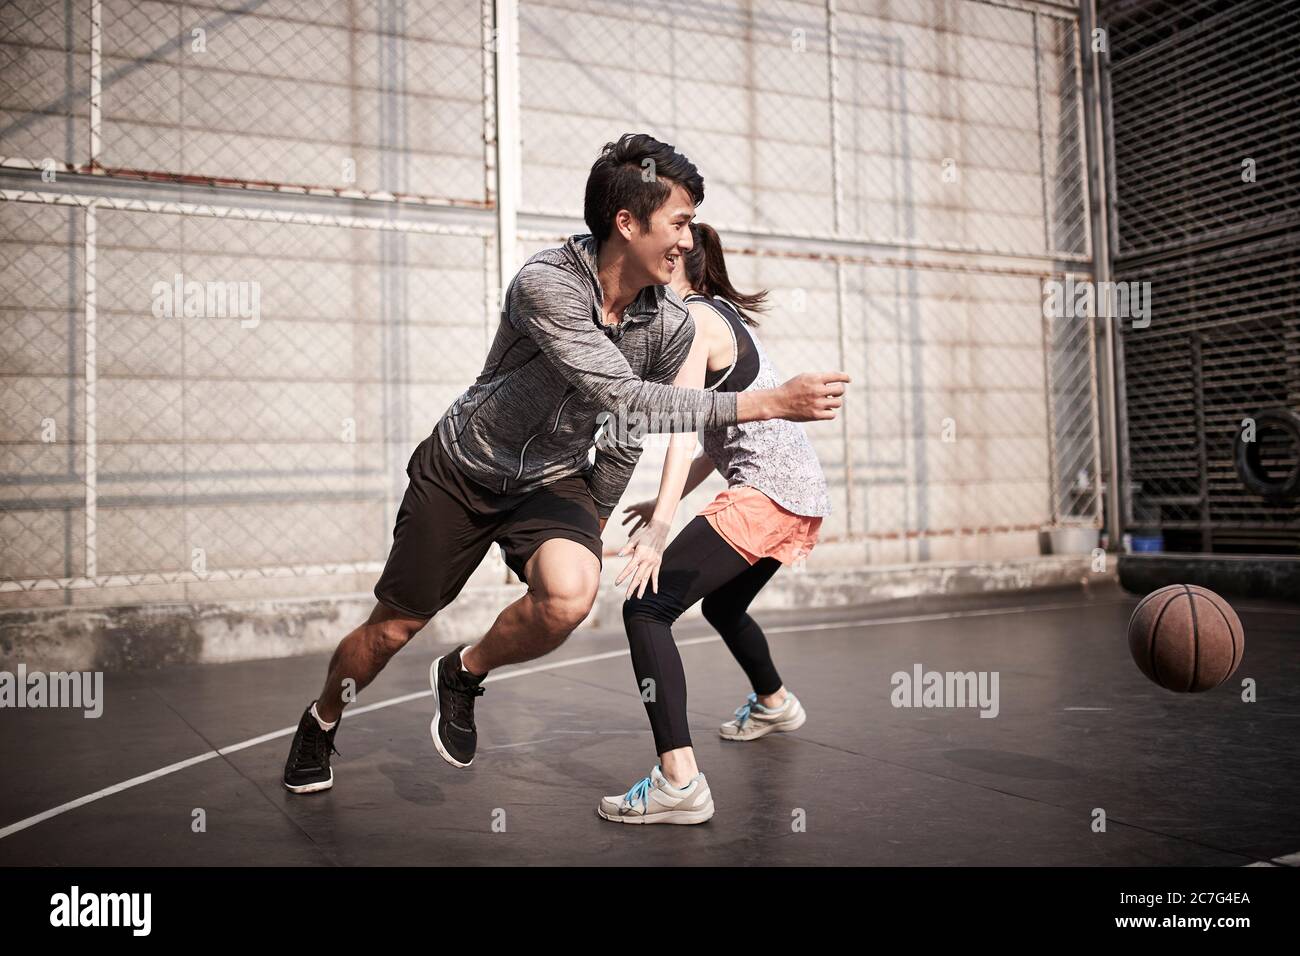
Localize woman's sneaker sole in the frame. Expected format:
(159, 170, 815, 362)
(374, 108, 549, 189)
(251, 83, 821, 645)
(596, 800, 715, 825)
(430, 655, 472, 768)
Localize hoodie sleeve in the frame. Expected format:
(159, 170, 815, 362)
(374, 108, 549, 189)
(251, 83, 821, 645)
(507, 262, 738, 433)
(586, 424, 643, 521)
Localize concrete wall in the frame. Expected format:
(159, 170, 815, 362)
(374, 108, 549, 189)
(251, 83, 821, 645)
(0, 0, 1096, 651)
(1, 198, 495, 610)
(519, 0, 1085, 257)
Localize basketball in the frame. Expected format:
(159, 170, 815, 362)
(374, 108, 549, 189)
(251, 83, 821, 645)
(1127, 584, 1245, 692)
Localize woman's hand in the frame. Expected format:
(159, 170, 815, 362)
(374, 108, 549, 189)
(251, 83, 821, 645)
(615, 518, 671, 600)
(620, 499, 657, 537)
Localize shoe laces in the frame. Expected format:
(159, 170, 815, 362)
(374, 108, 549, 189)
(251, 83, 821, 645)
(302, 717, 340, 766)
(624, 775, 653, 812)
(733, 692, 758, 727)
(445, 668, 485, 729)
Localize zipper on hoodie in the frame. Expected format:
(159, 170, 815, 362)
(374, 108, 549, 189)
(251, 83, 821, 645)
(502, 389, 577, 493)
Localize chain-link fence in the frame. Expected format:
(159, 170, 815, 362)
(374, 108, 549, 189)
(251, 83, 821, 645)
(516, 0, 1100, 563)
(1101, 0, 1300, 555)
(2, 0, 1101, 608)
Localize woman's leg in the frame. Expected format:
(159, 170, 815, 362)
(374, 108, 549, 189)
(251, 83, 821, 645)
(701, 556, 785, 700)
(622, 516, 753, 769)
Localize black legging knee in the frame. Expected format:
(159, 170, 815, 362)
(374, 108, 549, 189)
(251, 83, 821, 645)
(701, 578, 783, 697)
(623, 515, 784, 754)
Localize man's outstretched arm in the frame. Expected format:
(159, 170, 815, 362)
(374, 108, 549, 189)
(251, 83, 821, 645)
(509, 265, 849, 431)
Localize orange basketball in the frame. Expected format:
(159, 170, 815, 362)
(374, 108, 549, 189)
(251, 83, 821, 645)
(1127, 584, 1244, 692)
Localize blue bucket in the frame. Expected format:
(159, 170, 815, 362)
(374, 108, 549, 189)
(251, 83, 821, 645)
(1130, 533, 1163, 552)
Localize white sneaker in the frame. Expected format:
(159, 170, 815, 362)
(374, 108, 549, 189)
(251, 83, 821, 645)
(719, 691, 806, 741)
(597, 765, 715, 825)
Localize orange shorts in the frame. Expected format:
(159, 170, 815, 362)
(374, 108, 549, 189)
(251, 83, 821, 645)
(699, 485, 823, 566)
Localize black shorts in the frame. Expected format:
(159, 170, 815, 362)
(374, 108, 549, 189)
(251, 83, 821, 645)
(373, 432, 604, 619)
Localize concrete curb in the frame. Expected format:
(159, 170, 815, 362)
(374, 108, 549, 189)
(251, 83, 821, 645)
(0, 555, 1110, 672)
(1117, 553, 1300, 601)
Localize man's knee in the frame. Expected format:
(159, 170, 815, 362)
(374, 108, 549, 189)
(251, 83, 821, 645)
(534, 577, 597, 636)
(366, 613, 424, 659)
(526, 539, 599, 637)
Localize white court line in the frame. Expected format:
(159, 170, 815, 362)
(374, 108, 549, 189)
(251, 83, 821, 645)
(0, 639, 710, 841)
(0, 599, 1122, 841)
(0, 753, 217, 842)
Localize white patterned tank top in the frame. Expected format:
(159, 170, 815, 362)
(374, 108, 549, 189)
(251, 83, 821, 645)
(687, 294, 832, 518)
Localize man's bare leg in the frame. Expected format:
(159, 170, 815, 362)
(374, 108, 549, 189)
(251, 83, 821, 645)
(315, 602, 429, 724)
(460, 538, 600, 676)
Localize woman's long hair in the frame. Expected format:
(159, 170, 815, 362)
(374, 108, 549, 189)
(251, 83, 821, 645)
(683, 222, 766, 327)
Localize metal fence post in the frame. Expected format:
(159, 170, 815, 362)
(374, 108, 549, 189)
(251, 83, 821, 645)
(1080, 0, 1123, 549)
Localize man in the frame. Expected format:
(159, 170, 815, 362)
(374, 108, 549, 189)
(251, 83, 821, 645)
(283, 132, 848, 792)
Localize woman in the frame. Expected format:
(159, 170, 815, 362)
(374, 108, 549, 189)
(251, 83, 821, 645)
(598, 222, 832, 825)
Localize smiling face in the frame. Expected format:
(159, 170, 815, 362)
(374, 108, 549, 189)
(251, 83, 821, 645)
(617, 182, 696, 287)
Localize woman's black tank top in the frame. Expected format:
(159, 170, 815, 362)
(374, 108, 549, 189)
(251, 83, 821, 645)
(684, 294, 761, 393)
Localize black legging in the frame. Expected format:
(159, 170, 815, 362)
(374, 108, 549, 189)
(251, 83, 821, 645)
(622, 515, 784, 754)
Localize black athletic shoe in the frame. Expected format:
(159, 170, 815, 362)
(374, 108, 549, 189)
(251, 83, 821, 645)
(430, 645, 485, 768)
(282, 703, 340, 793)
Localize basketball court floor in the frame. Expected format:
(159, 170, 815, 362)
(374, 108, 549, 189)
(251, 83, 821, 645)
(2, 582, 1297, 867)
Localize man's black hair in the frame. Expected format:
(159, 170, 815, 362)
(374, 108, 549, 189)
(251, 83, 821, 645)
(583, 133, 705, 244)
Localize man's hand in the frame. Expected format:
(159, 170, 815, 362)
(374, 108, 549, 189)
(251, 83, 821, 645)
(739, 372, 850, 423)
(776, 372, 849, 421)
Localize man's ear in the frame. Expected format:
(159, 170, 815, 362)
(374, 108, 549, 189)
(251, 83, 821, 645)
(614, 208, 637, 241)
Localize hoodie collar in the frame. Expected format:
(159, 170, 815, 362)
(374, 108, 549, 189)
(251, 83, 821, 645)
(567, 234, 664, 329)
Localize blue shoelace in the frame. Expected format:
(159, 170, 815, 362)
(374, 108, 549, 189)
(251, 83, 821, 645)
(733, 692, 759, 727)
(624, 775, 653, 811)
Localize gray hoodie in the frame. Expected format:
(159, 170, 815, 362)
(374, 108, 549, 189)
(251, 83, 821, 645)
(434, 235, 740, 518)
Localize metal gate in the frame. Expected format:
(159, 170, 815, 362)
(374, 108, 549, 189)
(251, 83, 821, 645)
(1100, 0, 1300, 554)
